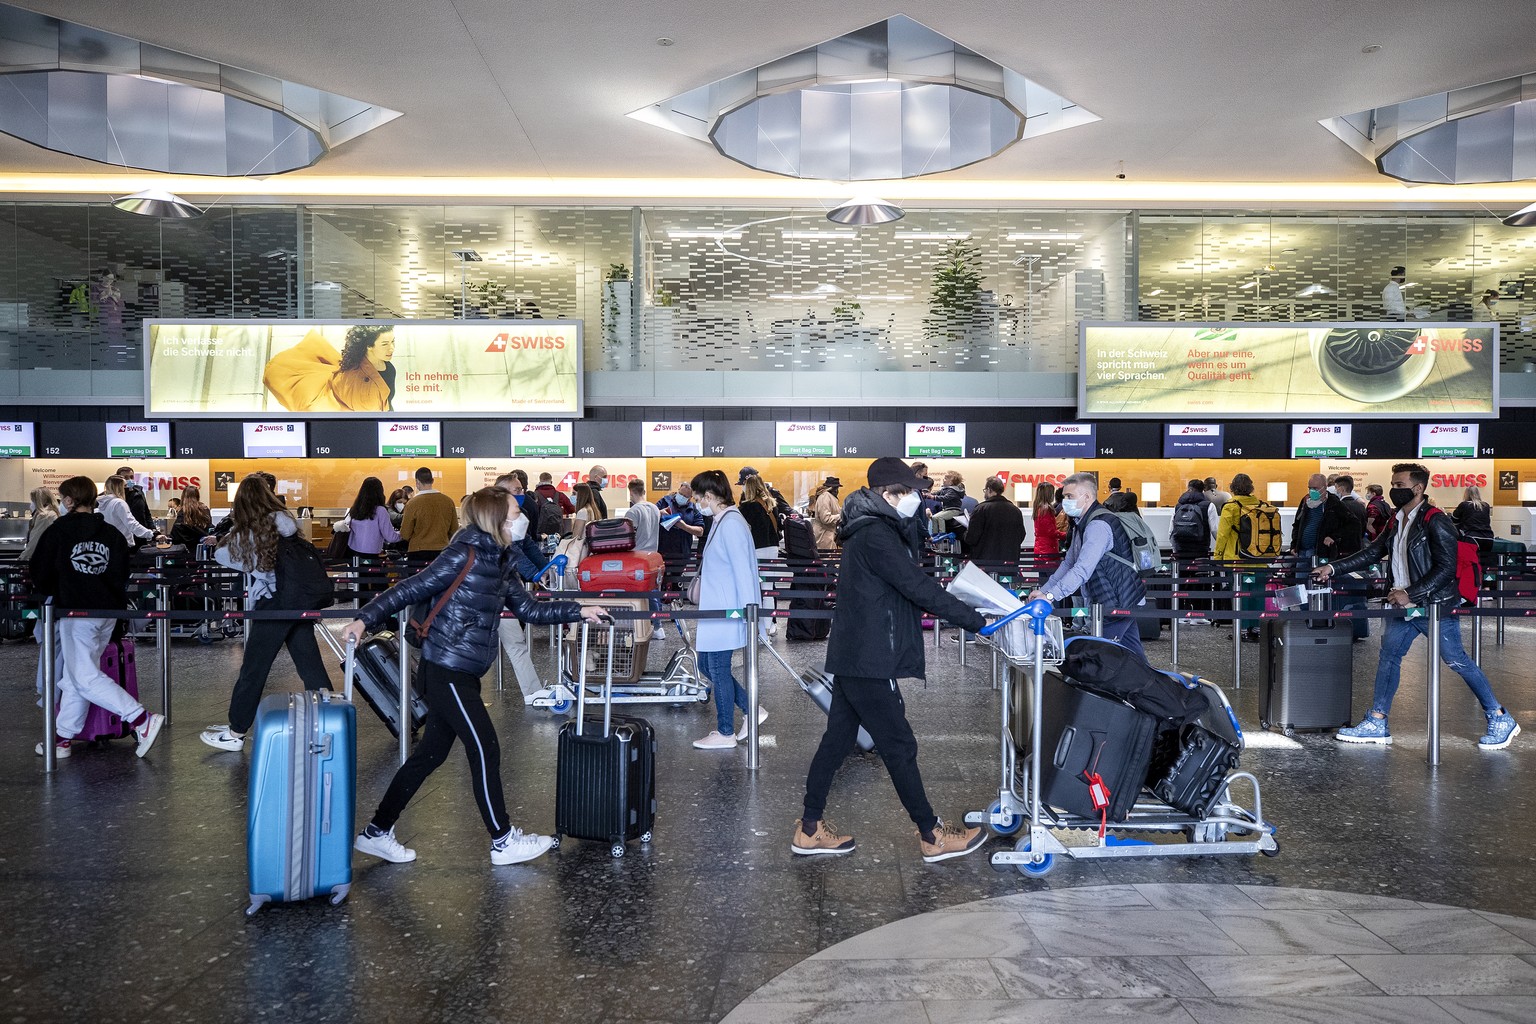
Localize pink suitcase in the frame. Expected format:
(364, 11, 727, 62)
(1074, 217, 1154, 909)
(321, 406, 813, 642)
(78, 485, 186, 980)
(78, 638, 140, 744)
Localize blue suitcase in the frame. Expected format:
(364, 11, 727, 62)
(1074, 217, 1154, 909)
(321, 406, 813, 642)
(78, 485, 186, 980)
(246, 669, 357, 915)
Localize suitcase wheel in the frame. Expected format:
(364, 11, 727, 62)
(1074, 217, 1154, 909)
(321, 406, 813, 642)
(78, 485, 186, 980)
(610, 843, 626, 859)
(550, 836, 561, 850)
(639, 831, 652, 844)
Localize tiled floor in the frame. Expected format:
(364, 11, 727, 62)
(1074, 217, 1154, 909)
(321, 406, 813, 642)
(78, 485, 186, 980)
(4, 615, 1535, 1023)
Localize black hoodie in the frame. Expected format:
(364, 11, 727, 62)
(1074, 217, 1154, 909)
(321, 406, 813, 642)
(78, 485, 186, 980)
(826, 487, 986, 680)
(123, 480, 154, 531)
(28, 510, 130, 610)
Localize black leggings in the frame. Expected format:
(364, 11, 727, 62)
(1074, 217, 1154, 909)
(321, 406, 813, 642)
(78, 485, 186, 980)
(370, 659, 509, 839)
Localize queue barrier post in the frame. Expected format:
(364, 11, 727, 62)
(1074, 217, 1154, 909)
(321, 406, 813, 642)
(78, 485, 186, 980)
(1496, 572, 1506, 645)
(1169, 567, 1181, 669)
(156, 583, 173, 722)
(1471, 594, 1483, 668)
(395, 609, 412, 766)
(1090, 603, 1104, 638)
(1426, 603, 1442, 769)
(1232, 571, 1248, 691)
(42, 603, 57, 773)
(745, 603, 761, 772)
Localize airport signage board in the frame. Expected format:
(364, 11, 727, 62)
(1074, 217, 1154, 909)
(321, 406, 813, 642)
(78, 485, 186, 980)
(1291, 424, 1352, 459)
(904, 423, 966, 459)
(1080, 322, 1497, 418)
(1418, 423, 1479, 459)
(1036, 423, 1095, 459)
(241, 422, 307, 459)
(1163, 424, 1222, 458)
(106, 421, 170, 459)
(511, 422, 573, 457)
(0, 422, 35, 457)
(774, 422, 837, 458)
(377, 421, 441, 458)
(145, 319, 583, 418)
(641, 421, 704, 458)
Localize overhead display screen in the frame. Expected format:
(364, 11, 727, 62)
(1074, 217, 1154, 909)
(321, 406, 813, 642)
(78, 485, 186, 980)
(145, 319, 583, 418)
(511, 422, 573, 457)
(1163, 424, 1222, 458)
(106, 421, 171, 459)
(241, 421, 307, 459)
(641, 421, 704, 458)
(1291, 424, 1352, 459)
(775, 422, 837, 457)
(1036, 423, 1095, 459)
(904, 423, 966, 458)
(377, 421, 441, 458)
(1418, 423, 1480, 459)
(1080, 322, 1497, 418)
(0, 422, 35, 457)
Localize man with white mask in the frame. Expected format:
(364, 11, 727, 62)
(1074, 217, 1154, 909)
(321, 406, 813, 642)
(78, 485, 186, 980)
(793, 457, 989, 865)
(493, 473, 550, 703)
(1027, 471, 1148, 660)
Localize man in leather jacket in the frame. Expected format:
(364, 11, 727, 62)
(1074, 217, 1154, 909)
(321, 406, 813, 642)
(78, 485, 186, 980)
(1314, 463, 1519, 749)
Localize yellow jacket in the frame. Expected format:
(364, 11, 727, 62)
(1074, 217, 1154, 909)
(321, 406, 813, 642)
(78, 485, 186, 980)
(1214, 493, 1263, 563)
(263, 331, 392, 413)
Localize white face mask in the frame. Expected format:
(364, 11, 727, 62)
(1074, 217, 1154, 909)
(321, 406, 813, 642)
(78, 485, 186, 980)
(698, 502, 715, 517)
(507, 516, 529, 541)
(1061, 496, 1085, 519)
(394, 502, 405, 512)
(895, 492, 922, 518)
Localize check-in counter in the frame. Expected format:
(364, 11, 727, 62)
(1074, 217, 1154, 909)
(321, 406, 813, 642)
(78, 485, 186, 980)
(1139, 506, 1297, 552)
(1490, 508, 1535, 549)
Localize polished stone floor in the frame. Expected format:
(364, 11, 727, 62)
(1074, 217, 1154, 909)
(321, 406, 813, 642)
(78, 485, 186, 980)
(2, 615, 1534, 1023)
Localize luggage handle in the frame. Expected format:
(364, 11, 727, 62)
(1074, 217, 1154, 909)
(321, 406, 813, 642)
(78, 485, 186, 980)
(979, 597, 1054, 637)
(343, 635, 356, 703)
(1054, 726, 1076, 769)
(602, 621, 616, 738)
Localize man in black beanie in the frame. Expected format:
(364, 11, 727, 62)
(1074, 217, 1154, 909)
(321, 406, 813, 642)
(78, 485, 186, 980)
(792, 457, 989, 864)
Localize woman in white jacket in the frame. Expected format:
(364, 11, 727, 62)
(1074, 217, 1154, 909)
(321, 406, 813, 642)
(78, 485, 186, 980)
(689, 469, 765, 750)
(99, 475, 158, 546)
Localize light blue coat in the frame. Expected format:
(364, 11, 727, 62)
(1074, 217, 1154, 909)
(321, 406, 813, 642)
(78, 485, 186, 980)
(693, 506, 762, 653)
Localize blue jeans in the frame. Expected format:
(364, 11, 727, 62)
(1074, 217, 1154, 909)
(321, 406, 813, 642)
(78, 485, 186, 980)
(699, 648, 750, 736)
(1370, 612, 1500, 717)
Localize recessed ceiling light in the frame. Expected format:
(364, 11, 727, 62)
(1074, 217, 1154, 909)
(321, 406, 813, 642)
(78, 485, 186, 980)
(666, 230, 742, 240)
(1361, 43, 1382, 54)
(656, 37, 675, 46)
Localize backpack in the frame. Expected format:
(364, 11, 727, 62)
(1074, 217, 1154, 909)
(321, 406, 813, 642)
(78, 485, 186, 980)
(1089, 509, 1161, 576)
(781, 514, 818, 562)
(534, 493, 563, 539)
(1169, 501, 1209, 548)
(1235, 499, 1283, 561)
(1062, 636, 1212, 727)
(1424, 506, 1482, 605)
(273, 534, 336, 610)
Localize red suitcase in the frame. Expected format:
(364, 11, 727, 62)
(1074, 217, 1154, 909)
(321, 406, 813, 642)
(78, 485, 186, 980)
(584, 518, 637, 554)
(578, 551, 664, 592)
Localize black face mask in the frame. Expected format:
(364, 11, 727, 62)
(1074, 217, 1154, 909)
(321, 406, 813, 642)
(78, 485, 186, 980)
(1389, 486, 1417, 508)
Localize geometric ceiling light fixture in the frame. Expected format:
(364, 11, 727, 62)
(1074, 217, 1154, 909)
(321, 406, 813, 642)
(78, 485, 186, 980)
(1320, 71, 1536, 184)
(0, 1, 402, 177)
(628, 14, 1099, 181)
(1505, 201, 1536, 226)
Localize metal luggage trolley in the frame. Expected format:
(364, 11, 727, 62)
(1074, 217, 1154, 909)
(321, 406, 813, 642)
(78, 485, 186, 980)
(967, 599, 1278, 877)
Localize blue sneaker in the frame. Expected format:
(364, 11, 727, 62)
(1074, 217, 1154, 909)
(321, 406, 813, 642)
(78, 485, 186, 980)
(1337, 714, 1391, 745)
(1480, 710, 1520, 751)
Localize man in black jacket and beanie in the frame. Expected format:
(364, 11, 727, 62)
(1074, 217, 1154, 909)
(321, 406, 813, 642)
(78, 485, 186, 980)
(963, 475, 1025, 567)
(793, 457, 989, 864)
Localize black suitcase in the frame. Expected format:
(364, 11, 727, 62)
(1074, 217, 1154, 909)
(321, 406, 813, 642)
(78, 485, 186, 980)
(1258, 619, 1353, 734)
(554, 624, 656, 858)
(316, 626, 426, 739)
(786, 563, 832, 641)
(1150, 724, 1241, 818)
(1041, 670, 1158, 823)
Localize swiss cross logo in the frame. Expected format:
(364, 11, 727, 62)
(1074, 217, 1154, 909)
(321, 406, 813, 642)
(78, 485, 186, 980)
(486, 333, 509, 353)
(1409, 336, 1428, 355)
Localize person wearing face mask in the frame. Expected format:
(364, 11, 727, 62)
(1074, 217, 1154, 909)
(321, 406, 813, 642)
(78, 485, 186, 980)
(810, 476, 842, 551)
(688, 470, 767, 751)
(587, 465, 610, 520)
(794, 458, 988, 864)
(1290, 472, 1349, 565)
(493, 475, 557, 703)
(1315, 463, 1519, 750)
(656, 482, 705, 600)
(1026, 471, 1149, 660)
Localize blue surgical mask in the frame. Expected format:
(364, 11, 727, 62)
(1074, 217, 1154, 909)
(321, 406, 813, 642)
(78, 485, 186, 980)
(1061, 497, 1084, 519)
(699, 503, 715, 517)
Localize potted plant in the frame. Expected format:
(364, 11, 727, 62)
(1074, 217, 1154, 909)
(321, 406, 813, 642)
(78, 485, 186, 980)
(831, 298, 864, 324)
(924, 238, 985, 341)
(602, 263, 631, 350)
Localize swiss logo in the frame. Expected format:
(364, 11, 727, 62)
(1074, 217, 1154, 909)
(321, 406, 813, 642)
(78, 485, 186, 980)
(486, 333, 509, 353)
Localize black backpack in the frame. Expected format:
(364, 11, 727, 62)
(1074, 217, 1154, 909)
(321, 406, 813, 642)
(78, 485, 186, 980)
(534, 493, 564, 539)
(274, 534, 336, 610)
(781, 514, 818, 561)
(1062, 636, 1210, 726)
(1169, 501, 1208, 547)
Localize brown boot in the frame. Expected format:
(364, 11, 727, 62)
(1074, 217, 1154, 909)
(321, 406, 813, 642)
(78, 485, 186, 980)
(791, 818, 856, 856)
(918, 818, 985, 863)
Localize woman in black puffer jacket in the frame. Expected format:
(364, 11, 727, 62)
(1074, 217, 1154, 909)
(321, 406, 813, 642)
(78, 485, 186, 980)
(344, 487, 605, 869)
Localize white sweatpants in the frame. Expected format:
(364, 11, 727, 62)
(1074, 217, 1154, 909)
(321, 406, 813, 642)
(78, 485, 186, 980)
(756, 545, 779, 638)
(497, 616, 543, 699)
(55, 618, 143, 739)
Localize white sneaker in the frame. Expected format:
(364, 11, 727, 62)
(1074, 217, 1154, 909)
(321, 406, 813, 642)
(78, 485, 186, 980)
(768, 622, 778, 636)
(694, 730, 738, 750)
(200, 726, 244, 752)
(735, 706, 769, 740)
(354, 827, 416, 863)
(491, 827, 555, 865)
(35, 738, 72, 759)
(134, 713, 166, 758)
(653, 626, 669, 642)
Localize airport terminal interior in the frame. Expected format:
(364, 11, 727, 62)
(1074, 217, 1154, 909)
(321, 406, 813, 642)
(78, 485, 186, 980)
(6, 1, 1536, 1022)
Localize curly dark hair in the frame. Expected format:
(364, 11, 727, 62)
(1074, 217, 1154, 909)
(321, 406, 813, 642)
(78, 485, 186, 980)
(339, 325, 393, 372)
(220, 475, 288, 573)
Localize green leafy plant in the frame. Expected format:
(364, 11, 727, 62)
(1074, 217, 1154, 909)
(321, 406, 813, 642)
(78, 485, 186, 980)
(652, 288, 675, 307)
(831, 298, 864, 323)
(470, 280, 506, 316)
(925, 238, 985, 340)
(602, 263, 630, 346)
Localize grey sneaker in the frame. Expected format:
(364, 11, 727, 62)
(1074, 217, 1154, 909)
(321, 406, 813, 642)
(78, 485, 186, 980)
(1480, 710, 1521, 751)
(1337, 714, 1391, 745)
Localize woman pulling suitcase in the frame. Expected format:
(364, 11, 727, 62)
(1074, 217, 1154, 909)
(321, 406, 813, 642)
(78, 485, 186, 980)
(345, 487, 606, 867)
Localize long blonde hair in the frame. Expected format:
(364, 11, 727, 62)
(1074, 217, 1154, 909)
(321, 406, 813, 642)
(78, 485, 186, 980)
(101, 475, 126, 500)
(572, 482, 600, 517)
(30, 487, 58, 515)
(463, 487, 512, 546)
(740, 474, 774, 516)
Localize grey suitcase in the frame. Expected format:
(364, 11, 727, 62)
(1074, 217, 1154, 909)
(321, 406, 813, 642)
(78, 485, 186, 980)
(1259, 619, 1353, 735)
(800, 669, 876, 753)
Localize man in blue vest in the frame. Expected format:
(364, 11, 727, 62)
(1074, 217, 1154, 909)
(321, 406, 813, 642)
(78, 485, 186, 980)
(1026, 472, 1148, 660)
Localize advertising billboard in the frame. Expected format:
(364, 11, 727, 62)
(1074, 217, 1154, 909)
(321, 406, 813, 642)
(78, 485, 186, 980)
(904, 423, 966, 458)
(775, 422, 838, 458)
(1080, 322, 1497, 418)
(106, 422, 171, 459)
(241, 422, 307, 459)
(377, 421, 441, 458)
(1418, 423, 1480, 459)
(145, 320, 583, 418)
(1291, 424, 1352, 459)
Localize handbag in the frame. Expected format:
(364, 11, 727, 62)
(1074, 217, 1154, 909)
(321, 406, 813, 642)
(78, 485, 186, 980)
(324, 529, 351, 562)
(406, 547, 477, 648)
